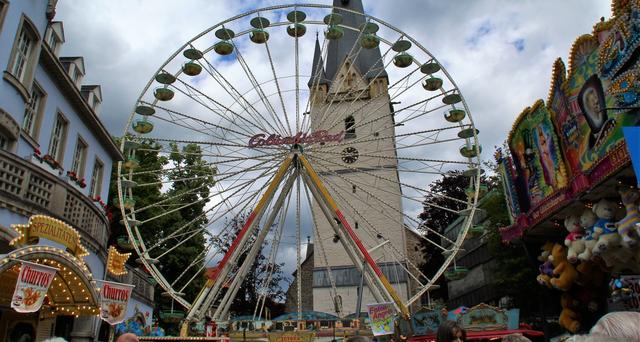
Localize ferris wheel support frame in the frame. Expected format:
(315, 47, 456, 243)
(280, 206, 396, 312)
(213, 169, 300, 321)
(182, 150, 409, 331)
(183, 156, 295, 327)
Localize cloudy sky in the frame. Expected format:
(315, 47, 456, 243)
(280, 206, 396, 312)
(56, 0, 611, 149)
(54, 0, 612, 294)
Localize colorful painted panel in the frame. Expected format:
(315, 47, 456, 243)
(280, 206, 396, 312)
(457, 303, 508, 332)
(411, 309, 441, 336)
(509, 102, 569, 208)
(562, 44, 640, 174)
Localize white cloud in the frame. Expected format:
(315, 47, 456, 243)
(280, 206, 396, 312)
(55, 0, 613, 290)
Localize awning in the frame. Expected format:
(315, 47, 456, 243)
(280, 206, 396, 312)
(409, 329, 545, 341)
(0, 246, 101, 317)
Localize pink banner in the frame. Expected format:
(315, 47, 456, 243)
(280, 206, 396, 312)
(11, 261, 58, 313)
(99, 280, 135, 325)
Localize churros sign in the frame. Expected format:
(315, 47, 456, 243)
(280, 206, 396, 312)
(99, 281, 134, 325)
(248, 130, 344, 147)
(11, 261, 58, 313)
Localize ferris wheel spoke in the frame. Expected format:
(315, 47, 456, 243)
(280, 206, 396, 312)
(170, 76, 273, 137)
(305, 165, 433, 287)
(305, 152, 469, 206)
(139, 101, 256, 140)
(259, 21, 293, 135)
(143, 168, 277, 254)
(315, 42, 414, 132)
(228, 36, 290, 136)
(301, 181, 340, 314)
(139, 164, 277, 227)
(311, 160, 451, 252)
(311, 22, 402, 131)
(195, 56, 283, 136)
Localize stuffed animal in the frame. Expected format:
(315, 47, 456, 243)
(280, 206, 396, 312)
(549, 243, 578, 291)
(616, 188, 640, 247)
(591, 198, 620, 266)
(564, 214, 584, 263)
(576, 261, 605, 287)
(577, 209, 598, 262)
(537, 242, 555, 287)
(559, 292, 580, 333)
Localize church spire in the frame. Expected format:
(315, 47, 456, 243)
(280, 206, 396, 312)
(324, 0, 387, 84)
(308, 33, 328, 87)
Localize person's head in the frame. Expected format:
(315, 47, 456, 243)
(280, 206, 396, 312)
(502, 333, 531, 342)
(346, 337, 373, 342)
(436, 320, 464, 342)
(117, 333, 139, 342)
(590, 311, 640, 341)
(564, 334, 622, 342)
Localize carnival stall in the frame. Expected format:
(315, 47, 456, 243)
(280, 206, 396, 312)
(409, 303, 544, 341)
(497, 0, 640, 334)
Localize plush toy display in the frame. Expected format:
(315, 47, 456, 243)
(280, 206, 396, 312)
(591, 198, 620, 266)
(616, 188, 640, 247)
(559, 293, 580, 333)
(537, 242, 555, 287)
(549, 244, 578, 291)
(564, 214, 584, 263)
(577, 209, 598, 262)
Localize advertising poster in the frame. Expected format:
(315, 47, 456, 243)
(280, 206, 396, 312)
(99, 280, 134, 325)
(509, 102, 568, 208)
(11, 261, 58, 313)
(608, 275, 640, 312)
(561, 44, 640, 174)
(367, 302, 396, 336)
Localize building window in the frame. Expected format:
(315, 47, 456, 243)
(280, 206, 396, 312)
(352, 184, 356, 193)
(8, 17, 39, 83)
(89, 159, 104, 198)
(22, 83, 45, 138)
(47, 29, 58, 52)
(48, 113, 68, 162)
(72, 66, 80, 84)
(71, 138, 87, 177)
(0, 1, 9, 35)
(0, 132, 8, 150)
(345, 115, 356, 139)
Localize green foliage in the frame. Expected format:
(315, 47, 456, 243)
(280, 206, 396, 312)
(417, 171, 471, 300)
(108, 138, 217, 332)
(483, 175, 537, 296)
(215, 213, 287, 318)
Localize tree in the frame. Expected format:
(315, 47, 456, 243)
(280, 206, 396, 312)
(483, 173, 538, 308)
(212, 213, 287, 318)
(417, 171, 472, 300)
(107, 139, 216, 335)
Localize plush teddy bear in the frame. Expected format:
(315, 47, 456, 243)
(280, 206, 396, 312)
(616, 188, 640, 248)
(591, 198, 620, 266)
(537, 242, 555, 287)
(549, 243, 578, 291)
(577, 209, 598, 262)
(559, 292, 580, 333)
(564, 214, 584, 263)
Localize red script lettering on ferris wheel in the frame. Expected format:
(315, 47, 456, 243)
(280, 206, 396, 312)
(103, 284, 130, 301)
(248, 130, 345, 147)
(21, 265, 53, 287)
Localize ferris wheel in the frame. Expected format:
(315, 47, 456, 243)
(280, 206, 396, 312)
(116, 2, 481, 326)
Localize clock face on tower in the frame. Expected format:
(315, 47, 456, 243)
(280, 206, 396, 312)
(341, 147, 359, 164)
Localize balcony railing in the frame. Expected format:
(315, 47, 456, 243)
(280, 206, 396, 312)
(109, 266, 155, 304)
(0, 149, 109, 252)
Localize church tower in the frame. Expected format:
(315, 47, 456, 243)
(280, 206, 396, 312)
(308, 0, 409, 316)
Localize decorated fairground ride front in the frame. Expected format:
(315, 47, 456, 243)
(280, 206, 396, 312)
(116, 0, 482, 339)
(497, 0, 640, 335)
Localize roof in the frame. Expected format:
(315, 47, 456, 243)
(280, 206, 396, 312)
(324, 0, 387, 84)
(308, 36, 329, 87)
(272, 311, 339, 321)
